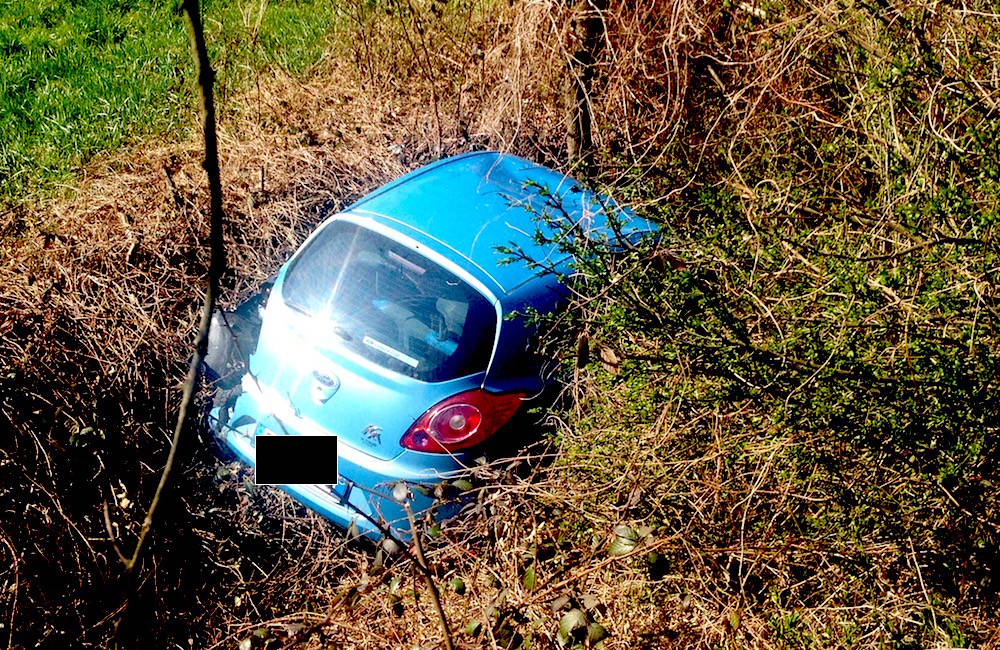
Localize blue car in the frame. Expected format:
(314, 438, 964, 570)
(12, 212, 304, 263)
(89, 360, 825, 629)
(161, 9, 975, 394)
(206, 151, 652, 540)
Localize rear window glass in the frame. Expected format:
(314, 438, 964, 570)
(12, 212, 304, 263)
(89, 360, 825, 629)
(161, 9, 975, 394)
(281, 220, 497, 382)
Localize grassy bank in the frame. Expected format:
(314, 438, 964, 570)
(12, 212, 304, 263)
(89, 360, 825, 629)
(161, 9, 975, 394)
(541, 0, 1000, 644)
(0, 0, 341, 204)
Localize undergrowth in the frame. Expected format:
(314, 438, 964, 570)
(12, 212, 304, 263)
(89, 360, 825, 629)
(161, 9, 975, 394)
(0, 0, 998, 648)
(543, 0, 1000, 644)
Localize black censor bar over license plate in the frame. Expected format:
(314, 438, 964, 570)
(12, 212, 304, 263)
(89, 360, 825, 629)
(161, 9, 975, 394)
(254, 434, 339, 485)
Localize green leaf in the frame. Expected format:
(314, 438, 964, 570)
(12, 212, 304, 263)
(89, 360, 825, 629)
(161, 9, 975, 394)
(523, 566, 537, 591)
(559, 608, 588, 641)
(613, 524, 638, 540)
(609, 526, 639, 556)
(412, 483, 434, 497)
(450, 577, 466, 595)
(453, 478, 474, 492)
(427, 524, 442, 538)
(465, 619, 482, 636)
(587, 623, 608, 643)
(346, 519, 359, 540)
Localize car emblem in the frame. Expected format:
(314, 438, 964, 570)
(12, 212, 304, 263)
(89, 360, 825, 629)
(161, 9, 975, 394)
(310, 369, 340, 405)
(362, 424, 382, 446)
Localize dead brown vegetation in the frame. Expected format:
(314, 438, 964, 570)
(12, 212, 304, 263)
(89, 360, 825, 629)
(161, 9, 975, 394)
(0, 0, 581, 644)
(2, 0, 999, 648)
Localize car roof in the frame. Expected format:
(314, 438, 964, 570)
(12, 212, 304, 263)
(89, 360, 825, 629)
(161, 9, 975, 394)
(344, 151, 643, 296)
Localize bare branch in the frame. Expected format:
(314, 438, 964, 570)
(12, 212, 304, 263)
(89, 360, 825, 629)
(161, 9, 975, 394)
(119, 0, 226, 572)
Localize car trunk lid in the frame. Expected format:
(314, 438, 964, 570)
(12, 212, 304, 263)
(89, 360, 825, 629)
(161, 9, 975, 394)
(243, 216, 500, 461)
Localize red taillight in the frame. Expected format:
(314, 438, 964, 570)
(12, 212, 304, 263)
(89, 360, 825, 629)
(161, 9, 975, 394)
(400, 389, 525, 453)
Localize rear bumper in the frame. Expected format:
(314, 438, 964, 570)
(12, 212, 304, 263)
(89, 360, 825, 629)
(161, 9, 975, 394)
(213, 375, 464, 540)
(225, 429, 389, 539)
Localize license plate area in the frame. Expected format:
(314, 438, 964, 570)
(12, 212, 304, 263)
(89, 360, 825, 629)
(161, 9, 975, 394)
(252, 425, 339, 485)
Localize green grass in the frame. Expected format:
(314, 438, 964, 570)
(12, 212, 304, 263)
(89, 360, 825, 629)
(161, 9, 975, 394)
(0, 0, 342, 204)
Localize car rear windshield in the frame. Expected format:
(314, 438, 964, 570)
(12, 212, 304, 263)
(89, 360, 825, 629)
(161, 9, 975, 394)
(280, 220, 497, 382)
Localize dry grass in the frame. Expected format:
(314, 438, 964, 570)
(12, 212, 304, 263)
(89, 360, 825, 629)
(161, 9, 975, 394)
(0, 1, 577, 645)
(1, 0, 998, 648)
(0, 58, 456, 650)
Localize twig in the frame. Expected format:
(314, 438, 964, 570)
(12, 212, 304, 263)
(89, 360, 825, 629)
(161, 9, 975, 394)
(119, 0, 226, 572)
(0, 527, 18, 650)
(908, 537, 940, 639)
(403, 502, 455, 650)
(102, 501, 129, 565)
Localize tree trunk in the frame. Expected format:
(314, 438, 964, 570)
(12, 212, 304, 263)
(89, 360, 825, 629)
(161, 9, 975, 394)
(564, 0, 607, 169)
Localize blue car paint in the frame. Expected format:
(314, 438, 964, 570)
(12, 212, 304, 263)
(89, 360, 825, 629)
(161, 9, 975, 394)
(224, 375, 459, 539)
(347, 151, 645, 294)
(214, 151, 654, 538)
